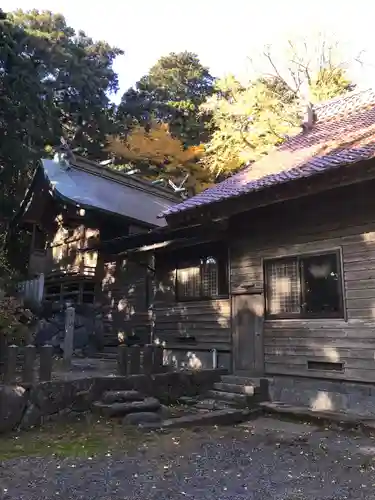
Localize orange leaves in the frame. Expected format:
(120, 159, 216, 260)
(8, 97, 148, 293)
(107, 123, 202, 170)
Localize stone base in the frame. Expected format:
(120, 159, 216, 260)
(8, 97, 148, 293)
(142, 408, 260, 430)
(268, 375, 375, 417)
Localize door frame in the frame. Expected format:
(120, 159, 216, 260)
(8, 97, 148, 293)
(231, 291, 265, 375)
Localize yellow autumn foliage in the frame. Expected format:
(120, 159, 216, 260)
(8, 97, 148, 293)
(106, 122, 214, 193)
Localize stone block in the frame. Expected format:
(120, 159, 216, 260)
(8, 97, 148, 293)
(123, 412, 162, 426)
(92, 397, 161, 417)
(0, 385, 27, 433)
(101, 390, 144, 404)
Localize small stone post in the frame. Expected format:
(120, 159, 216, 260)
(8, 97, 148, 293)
(142, 344, 154, 375)
(4, 345, 18, 384)
(117, 344, 129, 376)
(22, 345, 36, 385)
(63, 306, 75, 369)
(39, 344, 53, 381)
(153, 345, 164, 373)
(129, 346, 141, 374)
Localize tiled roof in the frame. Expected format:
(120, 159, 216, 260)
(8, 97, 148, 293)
(162, 87, 375, 217)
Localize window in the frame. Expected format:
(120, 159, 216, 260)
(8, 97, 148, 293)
(175, 245, 228, 300)
(264, 251, 343, 319)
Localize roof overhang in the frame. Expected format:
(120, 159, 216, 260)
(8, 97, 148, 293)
(84, 219, 228, 255)
(12, 157, 180, 229)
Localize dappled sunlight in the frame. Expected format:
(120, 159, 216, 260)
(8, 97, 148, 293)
(310, 391, 334, 411)
(234, 108, 375, 189)
(163, 349, 204, 370)
(322, 347, 340, 363)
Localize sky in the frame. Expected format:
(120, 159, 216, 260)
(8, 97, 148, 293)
(3, 0, 375, 103)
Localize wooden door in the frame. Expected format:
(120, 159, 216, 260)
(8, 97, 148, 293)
(232, 293, 264, 374)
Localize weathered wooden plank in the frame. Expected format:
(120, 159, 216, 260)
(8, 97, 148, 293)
(345, 297, 375, 309)
(154, 300, 230, 309)
(344, 259, 375, 272)
(346, 288, 375, 300)
(265, 346, 375, 357)
(154, 321, 230, 330)
(265, 364, 375, 382)
(154, 323, 230, 338)
(347, 309, 375, 319)
(154, 309, 230, 318)
(345, 279, 375, 291)
(265, 355, 375, 370)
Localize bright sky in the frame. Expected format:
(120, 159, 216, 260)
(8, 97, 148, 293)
(3, 0, 375, 102)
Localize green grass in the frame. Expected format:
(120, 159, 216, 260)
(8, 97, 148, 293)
(0, 414, 156, 460)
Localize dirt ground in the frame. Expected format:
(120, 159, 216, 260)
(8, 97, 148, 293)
(1, 415, 375, 499)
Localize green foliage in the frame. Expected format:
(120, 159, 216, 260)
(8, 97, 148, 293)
(117, 52, 215, 146)
(0, 9, 122, 221)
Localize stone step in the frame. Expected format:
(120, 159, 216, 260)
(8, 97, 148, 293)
(142, 408, 261, 430)
(221, 375, 263, 386)
(101, 390, 144, 404)
(206, 390, 250, 407)
(92, 397, 161, 417)
(195, 398, 236, 411)
(259, 401, 375, 431)
(213, 382, 256, 395)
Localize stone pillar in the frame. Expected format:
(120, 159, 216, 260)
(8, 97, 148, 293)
(153, 345, 164, 373)
(142, 344, 154, 375)
(39, 344, 53, 381)
(117, 344, 129, 376)
(4, 345, 18, 384)
(129, 346, 141, 374)
(63, 306, 75, 369)
(22, 345, 36, 385)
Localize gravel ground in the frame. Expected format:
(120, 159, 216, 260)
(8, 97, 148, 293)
(1, 417, 375, 500)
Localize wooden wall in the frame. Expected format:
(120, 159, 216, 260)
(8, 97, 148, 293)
(230, 179, 375, 382)
(153, 257, 231, 368)
(99, 254, 152, 348)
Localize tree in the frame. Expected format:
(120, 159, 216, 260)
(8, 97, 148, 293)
(0, 9, 123, 221)
(117, 52, 215, 146)
(200, 76, 300, 176)
(201, 38, 354, 178)
(0, 11, 55, 219)
(253, 36, 353, 101)
(106, 123, 214, 195)
(8, 9, 123, 157)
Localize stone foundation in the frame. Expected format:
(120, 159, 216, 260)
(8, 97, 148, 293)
(0, 368, 226, 433)
(268, 375, 375, 416)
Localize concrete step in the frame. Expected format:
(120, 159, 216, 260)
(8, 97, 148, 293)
(142, 408, 261, 430)
(213, 382, 256, 395)
(206, 390, 250, 407)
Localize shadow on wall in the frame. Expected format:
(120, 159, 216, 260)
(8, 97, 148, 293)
(150, 249, 235, 371)
(101, 255, 152, 348)
(262, 182, 375, 412)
